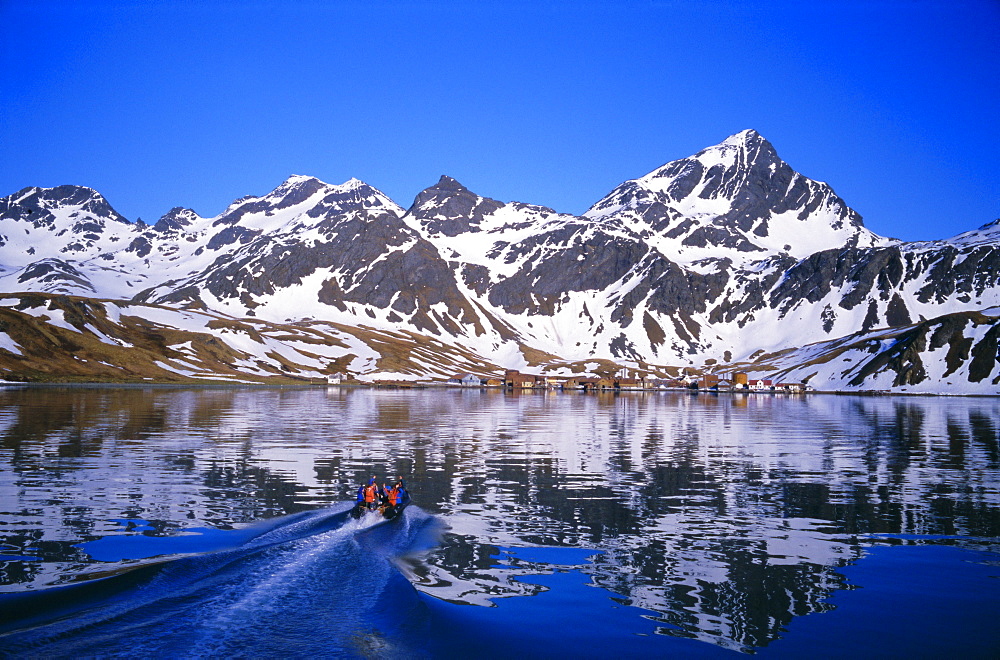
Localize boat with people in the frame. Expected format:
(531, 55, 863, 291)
(351, 476, 411, 520)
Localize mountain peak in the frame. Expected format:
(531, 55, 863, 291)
(720, 128, 765, 147)
(617, 129, 781, 203)
(3, 184, 130, 225)
(277, 174, 326, 192)
(691, 129, 779, 170)
(407, 176, 503, 236)
(265, 175, 329, 207)
(154, 207, 200, 233)
(432, 175, 468, 192)
(285, 173, 318, 183)
(584, 129, 882, 259)
(283, 175, 381, 195)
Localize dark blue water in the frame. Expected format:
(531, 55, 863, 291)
(0, 387, 998, 657)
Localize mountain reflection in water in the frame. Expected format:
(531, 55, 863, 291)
(0, 386, 997, 655)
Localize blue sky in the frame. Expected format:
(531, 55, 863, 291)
(2, 0, 997, 242)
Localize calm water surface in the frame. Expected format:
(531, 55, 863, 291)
(0, 386, 997, 657)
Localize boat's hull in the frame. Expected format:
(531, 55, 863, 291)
(350, 502, 407, 520)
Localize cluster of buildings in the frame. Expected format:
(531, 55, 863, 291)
(447, 370, 809, 393)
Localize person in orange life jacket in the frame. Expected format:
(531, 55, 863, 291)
(385, 483, 399, 506)
(362, 480, 380, 510)
(392, 480, 410, 507)
(393, 476, 408, 502)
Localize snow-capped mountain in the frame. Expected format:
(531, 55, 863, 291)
(0, 185, 138, 294)
(1, 131, 997, 392)
(586, 130, 890, 260)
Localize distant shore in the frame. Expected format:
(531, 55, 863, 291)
(2, 379, 994, 397)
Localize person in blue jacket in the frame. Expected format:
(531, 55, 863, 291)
(392, 479, 410, 507)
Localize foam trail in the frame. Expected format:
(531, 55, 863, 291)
(0, 507, 441, 658)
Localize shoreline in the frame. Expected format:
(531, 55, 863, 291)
(1, 380, 995, 398)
